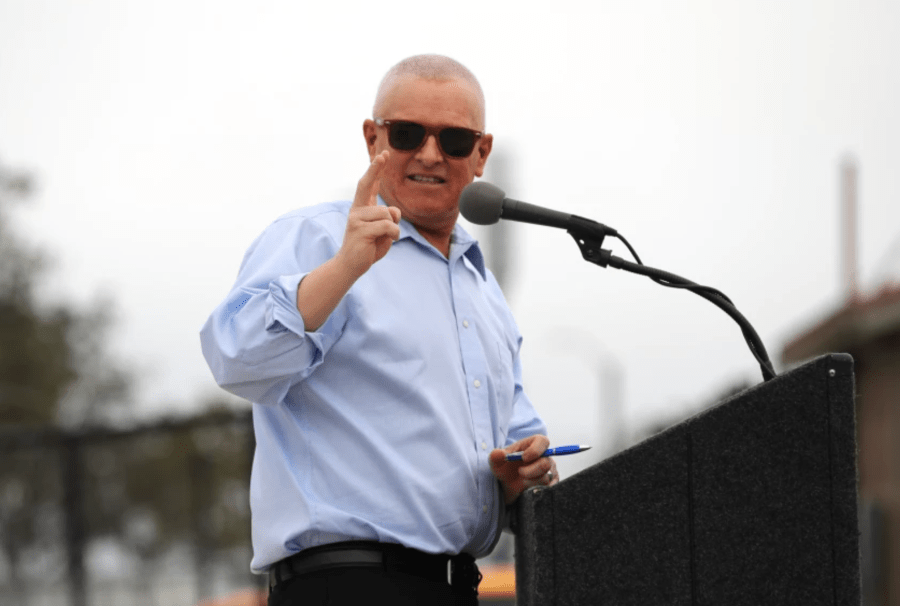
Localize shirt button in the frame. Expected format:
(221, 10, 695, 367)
(483, 505, 488, 513)
(463, 320, 470, 328)
(473, 379, 481, 388)
(481, 441, 487, 450)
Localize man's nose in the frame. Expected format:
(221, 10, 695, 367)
(415, 134, 444, 164)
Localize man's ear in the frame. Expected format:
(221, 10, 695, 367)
(473, 133, 493, 178)
(363, 119, 378, 161)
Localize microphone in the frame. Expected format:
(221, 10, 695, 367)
(458, 181, 617, 237)
(458, 186, 776, 383)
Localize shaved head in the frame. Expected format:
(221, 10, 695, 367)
(373, 54, 486, 128)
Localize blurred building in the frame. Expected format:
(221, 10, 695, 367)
(782, 283, 900, 606)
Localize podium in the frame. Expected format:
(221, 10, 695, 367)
(513, 353, 860, 605)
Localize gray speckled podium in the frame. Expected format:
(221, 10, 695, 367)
(514, 354, 860, 606)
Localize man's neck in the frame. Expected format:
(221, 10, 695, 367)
(419, 229, 452, 258)
(403, 214, 456, 258)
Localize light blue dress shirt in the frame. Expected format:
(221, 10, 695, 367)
(200, 198, 548, 573)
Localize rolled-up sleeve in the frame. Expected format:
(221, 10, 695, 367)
(200, 211, 348, 404)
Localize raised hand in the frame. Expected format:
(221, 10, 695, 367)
(335, 150, 402, 279)
(295, 151, 402, 332)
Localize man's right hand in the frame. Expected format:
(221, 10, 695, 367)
(295, 151, 401, 332)
(335, 150, 402, 279)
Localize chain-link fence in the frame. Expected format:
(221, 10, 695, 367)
(0, 409, 260, 606)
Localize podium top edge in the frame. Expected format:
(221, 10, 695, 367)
(821, 352, 853, 377)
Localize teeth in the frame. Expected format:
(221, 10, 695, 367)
(410, 175, 442, 183)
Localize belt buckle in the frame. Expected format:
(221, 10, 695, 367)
(450, 555, 482, 597)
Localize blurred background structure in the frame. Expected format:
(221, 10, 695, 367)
(0, 410, 256, 606)
(2, 2, 899, 605)
(781, 159, 900, 606)
(2, 157, 259, 604)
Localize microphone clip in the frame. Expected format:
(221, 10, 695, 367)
(567, 222, 613, 268)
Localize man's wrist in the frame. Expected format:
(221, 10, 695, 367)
(296, 256, 358, 331)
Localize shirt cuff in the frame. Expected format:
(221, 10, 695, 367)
(265, 271, 345, 368)
(265, 272, 309, 336)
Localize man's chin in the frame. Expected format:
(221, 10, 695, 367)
(394, 193, 457, 214)
(396, 201, 459, 231)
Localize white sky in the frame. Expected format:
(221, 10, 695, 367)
(2, 1, 898, 478)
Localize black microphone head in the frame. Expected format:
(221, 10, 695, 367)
(458, 181, 506, 225)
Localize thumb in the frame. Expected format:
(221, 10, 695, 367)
(489, 448, 510, 470)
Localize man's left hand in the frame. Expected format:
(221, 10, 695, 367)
(489, 435, 559, 505)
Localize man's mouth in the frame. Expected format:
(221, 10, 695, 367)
(408, 175, 445, 184)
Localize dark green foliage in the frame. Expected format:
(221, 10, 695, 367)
(0, 161, 130, 427)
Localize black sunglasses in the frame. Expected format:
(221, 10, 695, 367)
(375, 118, 483, 158)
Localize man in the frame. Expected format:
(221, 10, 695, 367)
(200, 55, 558, 606)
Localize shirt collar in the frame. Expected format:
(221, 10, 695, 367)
(378, 196, 487, 282)
(452, 223, 487, 282)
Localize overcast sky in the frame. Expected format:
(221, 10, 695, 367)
(2, 1, 898, 478)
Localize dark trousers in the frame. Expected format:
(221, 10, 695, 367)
(267, 566, 479, 606)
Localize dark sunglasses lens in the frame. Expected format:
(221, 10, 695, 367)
(440, 128, 477, 157)
(389, 122, 425, 151)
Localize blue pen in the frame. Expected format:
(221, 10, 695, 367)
(504, 444, 591, 462)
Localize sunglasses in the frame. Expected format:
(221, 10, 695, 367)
(375, 118, 483, 158)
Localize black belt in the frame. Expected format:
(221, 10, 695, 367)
(268, 541, 482, 596)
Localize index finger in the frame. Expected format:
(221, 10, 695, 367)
(353, 150, 389, 208)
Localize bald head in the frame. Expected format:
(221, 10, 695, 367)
(373, 54, 486, 129)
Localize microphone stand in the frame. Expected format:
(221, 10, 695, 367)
(567, 224, 777, 383)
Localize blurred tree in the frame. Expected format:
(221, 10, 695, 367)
(1, 158, 254, 601)
(0, 157, 134, 603)
(0, 158, 132, 427)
